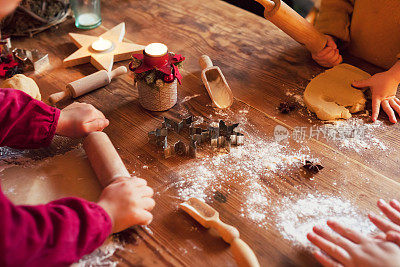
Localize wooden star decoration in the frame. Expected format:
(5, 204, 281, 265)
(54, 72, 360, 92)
(63, 22, 145, 72)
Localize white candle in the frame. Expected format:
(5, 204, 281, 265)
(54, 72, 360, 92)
(144, 43, 168, 56)
(91, 37, 113, 52)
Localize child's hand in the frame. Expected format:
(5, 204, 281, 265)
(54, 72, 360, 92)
(368, 199, 400, 234)
(307, 220, 400, 267)
(352, 69, 400, 123)
(56, 102, 109, 138)
(97, 177, 155, 233)
(311, 35, 343, 68)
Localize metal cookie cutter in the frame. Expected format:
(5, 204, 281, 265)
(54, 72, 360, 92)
(149, 116, 245, 159)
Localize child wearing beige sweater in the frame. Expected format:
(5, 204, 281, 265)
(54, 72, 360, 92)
(312, 0, 400, 123)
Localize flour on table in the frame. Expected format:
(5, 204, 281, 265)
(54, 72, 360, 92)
(275, 193, 376, 247)
(173, 111, 313, 229)
(326, 118, 388, 153)
(73, 238, 123, 267)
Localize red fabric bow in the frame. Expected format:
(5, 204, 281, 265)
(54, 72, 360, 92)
(129, 53, 185, 84)
(0, 54, 18, 78)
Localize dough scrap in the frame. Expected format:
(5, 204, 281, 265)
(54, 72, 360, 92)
(1, 74, 41, 100)
(304, 64, 370, 120)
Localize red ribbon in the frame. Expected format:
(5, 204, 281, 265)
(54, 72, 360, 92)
(129, 53, 185, 84)
(0, 54, 18, 78)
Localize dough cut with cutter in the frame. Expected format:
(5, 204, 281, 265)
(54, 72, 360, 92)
(304, 64, 370, 120)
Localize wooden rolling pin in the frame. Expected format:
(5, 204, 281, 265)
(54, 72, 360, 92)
(49, 66, 127, 105)
(255, 0, 327, 54)
(83, 131, 130, 187)
(180, 198, 260, 267)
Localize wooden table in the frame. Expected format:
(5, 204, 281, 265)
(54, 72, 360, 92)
(7, 0, 400, 266)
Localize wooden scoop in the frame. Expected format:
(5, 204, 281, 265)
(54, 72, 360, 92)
(255, 0, 327, 54)
(180, 198, 260, 267)
(199, 55, 234, 109)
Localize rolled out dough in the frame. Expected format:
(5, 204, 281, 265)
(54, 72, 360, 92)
(0, 148, 102, 205)
(1, 74, 41, 101)
(304, 64, 370, 120)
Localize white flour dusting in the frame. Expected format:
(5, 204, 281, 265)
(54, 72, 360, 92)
(328, 119, 387, 153)
(275, 193, 376, 247)
(176, 137, 310, 202)
(181, 94, 201, 103)
(74, 239, 123, 267)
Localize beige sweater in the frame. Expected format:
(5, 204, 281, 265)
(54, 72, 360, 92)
(315, 0, 400, 69)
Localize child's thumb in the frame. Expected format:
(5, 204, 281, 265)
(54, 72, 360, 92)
(352, 78, 371, 89)
(83, 119, 110, 133)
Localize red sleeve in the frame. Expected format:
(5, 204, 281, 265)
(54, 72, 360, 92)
(0, 185, 112, 266)
(0, 88, 60, 149)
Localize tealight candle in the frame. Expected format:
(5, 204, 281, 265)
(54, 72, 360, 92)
(142, 43, 169, 69)
(91, 37, 113, 52)
(144, 43, 168, 57)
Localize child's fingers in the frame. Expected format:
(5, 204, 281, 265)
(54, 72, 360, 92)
(135, 209, 153, 225)
(315, 51, 340, 67)
(307, 232, 350, 264)
(371, 232, 387, 240)
(371, 98, 382, 122)
(332, 55, 343, 66)
(327, 220, 366, 244)
(386, 231, 400, 246)
(378, 199, 400, 225)
(394, 98, 400, 106)
(83, 118, 110, 133)
(131, 177, 148, 187)
(313, 250, 343, 267)
(140, 186, 155, 198)
(368, 213, 400, 233)
(141, 197, 156, 211)
(390, 199, 400, 213)
(351, 78, 371, 89)
(313, 225, 356, 250)
(313, 47, 335, 60)
(381, 100, 397, 123)
(389, 99, 400, 117)
(326, 36, 338, 49)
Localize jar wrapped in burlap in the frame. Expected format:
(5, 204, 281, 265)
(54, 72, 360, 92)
(137, 79, 177, 111)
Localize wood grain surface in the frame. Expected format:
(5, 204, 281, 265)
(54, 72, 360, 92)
(5, 0, 400, 266)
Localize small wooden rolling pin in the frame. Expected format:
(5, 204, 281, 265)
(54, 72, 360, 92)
(83, 131, 130, 187)
(255, 0, 327, 54)
(49, 66, 127, 105)
(181, 198, 260, 267)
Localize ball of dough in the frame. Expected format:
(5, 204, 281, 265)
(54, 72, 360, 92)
(1, 74, 41, 100)
(304, 64, 370, 120)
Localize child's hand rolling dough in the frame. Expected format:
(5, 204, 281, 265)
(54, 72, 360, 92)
(307, 220, 400, 267)
(97, 177, 155, 233)
(311, 35, 343, 68)
(56, 102, 109, 138)
(352, 61, 400, 123)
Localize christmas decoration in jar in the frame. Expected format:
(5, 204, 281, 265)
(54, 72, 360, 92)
(129, 43, 185, 111)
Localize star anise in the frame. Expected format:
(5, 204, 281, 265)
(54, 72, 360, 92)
(278, 101, 297, 114)
(303, 160, 324, 174)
